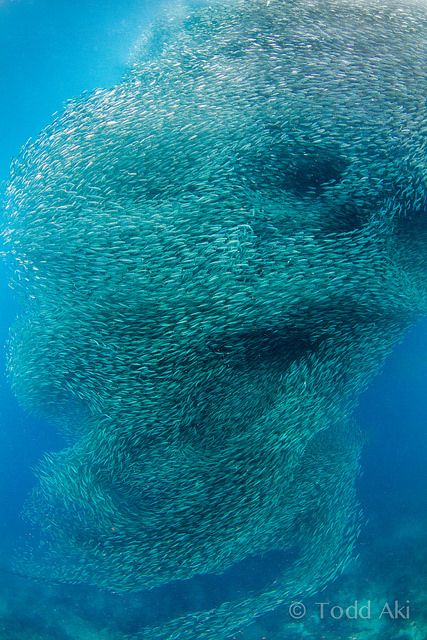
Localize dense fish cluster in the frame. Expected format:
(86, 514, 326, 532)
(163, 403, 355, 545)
(2, 0, 427, 638)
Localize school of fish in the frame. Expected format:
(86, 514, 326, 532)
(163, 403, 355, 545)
(2, 0, 427, 638)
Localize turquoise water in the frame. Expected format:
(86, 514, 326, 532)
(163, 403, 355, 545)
(0, 1, 426, 639)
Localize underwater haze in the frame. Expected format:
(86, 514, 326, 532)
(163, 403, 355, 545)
(0, 1, 427, 639)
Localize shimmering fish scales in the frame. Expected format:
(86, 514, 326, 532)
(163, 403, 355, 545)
(2, 0, 427, 639)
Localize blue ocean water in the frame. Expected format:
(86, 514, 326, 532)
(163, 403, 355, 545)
(0, 0, 163, 541)
(0, 1, 426, 639)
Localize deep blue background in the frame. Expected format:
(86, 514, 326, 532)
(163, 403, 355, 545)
(0, 0, 165, 548)
(0, 0, 426, 571)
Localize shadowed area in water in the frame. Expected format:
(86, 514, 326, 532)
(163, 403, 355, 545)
(2, 0, 427, 639)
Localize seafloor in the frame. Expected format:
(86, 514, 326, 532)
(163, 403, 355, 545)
(0, 513, 426, 640)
